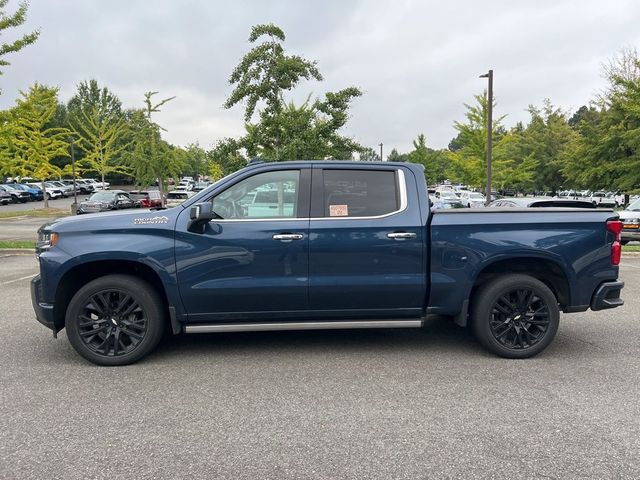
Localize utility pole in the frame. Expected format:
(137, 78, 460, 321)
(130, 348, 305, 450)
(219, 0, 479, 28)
(379, 143, 383, 161)
(70, 137, 78, 213)
(479, 69, 493, 206)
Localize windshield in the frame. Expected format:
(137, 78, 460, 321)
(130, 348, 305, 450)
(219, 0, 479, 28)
(439, 191, 457, 199)
(627, 198, 640, 211)
(469, 193, 484, 200)
(88, 192, 114, 201)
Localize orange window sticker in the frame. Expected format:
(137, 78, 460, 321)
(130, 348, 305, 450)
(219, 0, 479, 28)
(329, 204, 348, 217)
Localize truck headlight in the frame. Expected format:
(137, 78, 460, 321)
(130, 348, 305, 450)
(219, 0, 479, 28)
(36, 231, 59, 250)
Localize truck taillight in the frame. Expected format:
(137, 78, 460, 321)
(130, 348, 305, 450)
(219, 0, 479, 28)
(607, 220, 623, 265)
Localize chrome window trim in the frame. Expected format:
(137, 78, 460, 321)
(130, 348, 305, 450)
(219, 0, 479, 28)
(209, 167, 408, 223)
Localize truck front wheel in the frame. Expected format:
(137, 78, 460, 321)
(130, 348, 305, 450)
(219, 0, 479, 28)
(471, 274, 560, 359)
(65, 274, 165, 366)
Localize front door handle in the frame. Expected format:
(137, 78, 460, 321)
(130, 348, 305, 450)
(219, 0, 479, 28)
(387, 232, 417, 240)
(273, 233, 304, 242)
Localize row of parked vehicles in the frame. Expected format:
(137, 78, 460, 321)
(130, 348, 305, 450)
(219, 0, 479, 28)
(0, 178, 111, 205)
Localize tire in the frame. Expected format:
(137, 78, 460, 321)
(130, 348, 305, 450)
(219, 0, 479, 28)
(65, 274, 165, 366)
(471, 274, 560, 359)
(46, 193, 51, 200)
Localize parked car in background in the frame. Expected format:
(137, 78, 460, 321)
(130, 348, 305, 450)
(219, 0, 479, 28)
(28, 183, 62, 200)
(177, 180, 195, 191)
(63, 179, 95, 194)
(84, 178, 110, 190)
(8, 183, 44, 201)
(0, 184, 31, 203)
(77, 190, 134, 214)
(434, 190, 460, 201)
(193, 181, 212, 191)
(130, 190, 163, 208)
(166, 189, 196, 207)
(47, 181, 73, 197)
(458, 190, 486, 208)
(489, 197, 597, 209)
(618, 197, 640, 245)
(431, 198, 465, 210)
(590, 191, 617, 207)
(0, 188, 11, 205)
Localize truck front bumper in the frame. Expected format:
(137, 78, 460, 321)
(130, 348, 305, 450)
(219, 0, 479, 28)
(590, 281, 624, 311)
(31, 275, 56, 331)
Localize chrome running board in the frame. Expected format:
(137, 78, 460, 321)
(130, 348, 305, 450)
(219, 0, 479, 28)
(184, 319, 423, 334)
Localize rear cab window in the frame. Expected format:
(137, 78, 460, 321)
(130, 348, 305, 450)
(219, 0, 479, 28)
(319, 169, 401, 218)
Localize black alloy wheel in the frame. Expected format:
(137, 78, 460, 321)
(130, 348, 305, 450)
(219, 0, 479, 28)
(66, 275, 165, 366)
(488, 288, 550, 350)
(471, 274, 560, 359)
(76, 290, 148, 357)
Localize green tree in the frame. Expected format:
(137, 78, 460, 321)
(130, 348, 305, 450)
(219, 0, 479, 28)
(568, 54, 640, 192)
(208, 161, 224, 181)
(387, 148, 409, 162)
(68, 80, 129, 184)
(447, 92, 535, 193)
(0, 0, 39, 80)
(4, 84, 70, 207)
(407, 134, 447, 184)
(513, 100, 578, 193)
(224, 23, 322, 121)
(224, 24, 363, 161)
(126, 92, 182, 204)
(207, 137, 247, 175)
(182, 143, 207, 179)
(242, 89, 363, 161)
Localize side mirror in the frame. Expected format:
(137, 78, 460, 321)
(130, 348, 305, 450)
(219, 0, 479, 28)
(188, 202, 216, 233)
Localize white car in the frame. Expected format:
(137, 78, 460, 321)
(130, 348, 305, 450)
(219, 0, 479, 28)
(166, 189, 195, 207)
(84, 178, 110, 190)
(590, 191, 616, 207)
(459, 190, 486, 208)
(28, 183, 62, 200)
(618, 198, 640, 244)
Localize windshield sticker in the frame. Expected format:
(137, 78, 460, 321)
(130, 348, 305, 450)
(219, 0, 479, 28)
(134, 216, 169, 225)
(329, 204, 348, 217)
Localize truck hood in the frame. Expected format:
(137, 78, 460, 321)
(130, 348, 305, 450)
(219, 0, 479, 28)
(40, 206, 183, 234)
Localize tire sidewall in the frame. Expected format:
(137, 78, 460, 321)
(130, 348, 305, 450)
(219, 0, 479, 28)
(65, 275, 164, 366)
(472, 274, 560, 359)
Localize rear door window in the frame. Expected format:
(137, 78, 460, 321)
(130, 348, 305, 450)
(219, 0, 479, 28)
(321, 169, 399, 218)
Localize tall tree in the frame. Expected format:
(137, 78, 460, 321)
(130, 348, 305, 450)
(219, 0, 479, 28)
(68, 80, 129, 184)
(407, 134, 447, 184)
(0, 0, 39, 81)
(126, 92, 181, 204)
(224, 23, 322, 121)
(5, 84, 70, 208)
(207, 137, 247, 176)
(447, 92, 535, 191)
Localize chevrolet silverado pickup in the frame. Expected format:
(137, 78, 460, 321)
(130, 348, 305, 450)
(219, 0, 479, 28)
(31, 161, 625, 365)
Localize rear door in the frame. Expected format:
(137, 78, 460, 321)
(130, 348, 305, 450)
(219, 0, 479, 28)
(308, 165, 425, 318)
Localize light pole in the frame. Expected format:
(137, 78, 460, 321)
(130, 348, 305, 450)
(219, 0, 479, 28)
(69, 137, 78, 213)
(379, 143, 383, 161)
(479, 69, 493, 206)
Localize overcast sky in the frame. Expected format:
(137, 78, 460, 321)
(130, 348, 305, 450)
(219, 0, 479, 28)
(1, 0, 639, 155)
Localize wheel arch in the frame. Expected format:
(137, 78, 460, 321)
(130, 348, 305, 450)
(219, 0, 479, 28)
(470, 256, 572, 312)
(53, 259, 180, 333)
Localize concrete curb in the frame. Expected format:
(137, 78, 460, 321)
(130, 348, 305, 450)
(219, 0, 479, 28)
(0, 248, 35, 255)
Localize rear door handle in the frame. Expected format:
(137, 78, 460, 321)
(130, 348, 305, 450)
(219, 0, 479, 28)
(273, 233, 304, 242)
(387, 232, 417, 240)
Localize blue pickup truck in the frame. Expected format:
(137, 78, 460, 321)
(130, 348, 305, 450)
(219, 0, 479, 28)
(31, 161, 625, 365)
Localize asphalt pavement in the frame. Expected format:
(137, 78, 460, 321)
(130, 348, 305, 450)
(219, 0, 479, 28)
(1, 254, 639, 479)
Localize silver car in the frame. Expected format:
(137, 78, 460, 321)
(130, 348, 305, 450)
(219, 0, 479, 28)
(618, 198, 640, 244)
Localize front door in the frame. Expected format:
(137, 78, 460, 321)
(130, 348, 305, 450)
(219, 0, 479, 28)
(175, 168, 311, 322)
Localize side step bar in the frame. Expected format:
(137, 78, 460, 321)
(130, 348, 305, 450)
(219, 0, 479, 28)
(184, 319, 423, 334)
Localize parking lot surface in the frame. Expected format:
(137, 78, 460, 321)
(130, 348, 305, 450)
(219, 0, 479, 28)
(1, 254, 639, 479)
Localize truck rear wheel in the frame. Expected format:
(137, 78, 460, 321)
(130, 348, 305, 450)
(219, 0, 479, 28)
(471, 274, 559, 359)
(65, 275, 165, 366)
